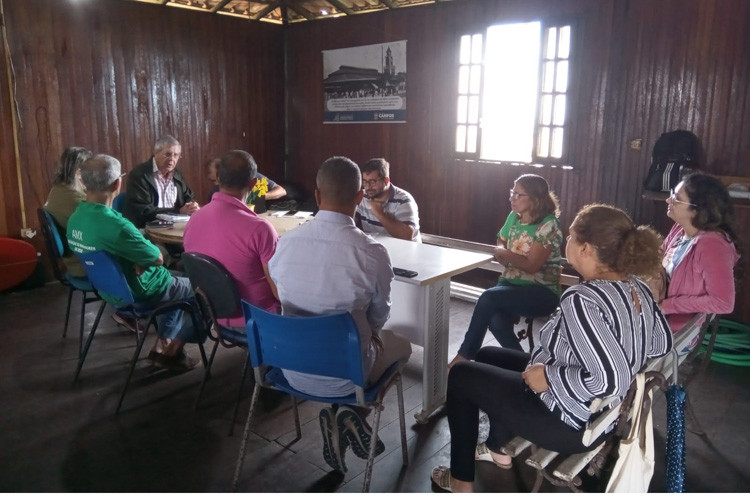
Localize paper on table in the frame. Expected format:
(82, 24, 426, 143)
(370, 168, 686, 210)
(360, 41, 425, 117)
(156, 214, 190, 222)
(271, 211, 313, 218)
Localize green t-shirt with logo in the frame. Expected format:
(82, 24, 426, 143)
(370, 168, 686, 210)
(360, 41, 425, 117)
(67, 201, 171, 305)
(497, 211, 563, 295)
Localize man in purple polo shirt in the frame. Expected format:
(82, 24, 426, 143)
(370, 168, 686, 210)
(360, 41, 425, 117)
(184, 150, 279, 327)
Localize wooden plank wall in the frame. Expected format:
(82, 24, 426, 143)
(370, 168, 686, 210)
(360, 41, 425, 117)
(0, 0, 284, 238)
(0, 0, 747, 321)
(284, 0, 750, 321)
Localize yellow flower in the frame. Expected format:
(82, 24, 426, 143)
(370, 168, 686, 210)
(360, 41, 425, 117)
(248, 177, 269, 203)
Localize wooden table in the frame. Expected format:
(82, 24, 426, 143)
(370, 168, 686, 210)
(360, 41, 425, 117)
(145, 211, 312, 245)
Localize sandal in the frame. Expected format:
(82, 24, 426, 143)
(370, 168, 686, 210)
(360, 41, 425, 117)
(431, 465, 454, 493)
(475, 442, 512, 469)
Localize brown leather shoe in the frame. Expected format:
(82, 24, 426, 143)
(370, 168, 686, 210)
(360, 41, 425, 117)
(112, 312, 138, 333)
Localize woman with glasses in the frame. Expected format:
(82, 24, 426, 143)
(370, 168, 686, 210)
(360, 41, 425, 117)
(449, 174, 563, 368)
(657, 172, 740, 331)
(432, 204, 671, 492)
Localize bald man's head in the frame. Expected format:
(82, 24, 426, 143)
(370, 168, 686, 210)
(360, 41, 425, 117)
(316, 156, 362, 208)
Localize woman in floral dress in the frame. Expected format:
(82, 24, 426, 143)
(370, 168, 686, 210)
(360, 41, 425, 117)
(449, 174, 563, 367)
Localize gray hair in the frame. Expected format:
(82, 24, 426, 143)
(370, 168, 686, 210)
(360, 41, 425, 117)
(153, 135, 180, 154)
(316, 156, 361, 205)
(80, 154, 122, 192)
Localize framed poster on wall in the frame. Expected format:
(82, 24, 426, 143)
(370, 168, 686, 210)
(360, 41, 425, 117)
(323, 41, 407, 124)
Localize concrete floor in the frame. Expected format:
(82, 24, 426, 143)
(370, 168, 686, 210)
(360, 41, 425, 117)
(0, 282, 748, 492)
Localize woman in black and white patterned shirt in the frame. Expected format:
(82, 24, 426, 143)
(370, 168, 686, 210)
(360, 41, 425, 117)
(431, 204, 673, 493)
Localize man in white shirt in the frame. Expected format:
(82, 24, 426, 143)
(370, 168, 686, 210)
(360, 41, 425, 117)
(355, 158, 421, 242)
(269, 156, 412, 475)
(124, 135, 200, 228)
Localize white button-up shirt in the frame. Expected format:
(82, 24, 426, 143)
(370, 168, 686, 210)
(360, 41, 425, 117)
(152, 159, 178, 209)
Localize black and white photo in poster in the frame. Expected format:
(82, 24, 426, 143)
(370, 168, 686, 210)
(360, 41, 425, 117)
(323, 41, 407, 123)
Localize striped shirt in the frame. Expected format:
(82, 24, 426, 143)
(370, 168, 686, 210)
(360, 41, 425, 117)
(530, 278, 672, 430)
(152, 160, 178, 209)
(356, 184, 421, 242)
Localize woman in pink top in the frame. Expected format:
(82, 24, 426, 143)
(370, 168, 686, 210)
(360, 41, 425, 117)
(658, 173, 740, 331)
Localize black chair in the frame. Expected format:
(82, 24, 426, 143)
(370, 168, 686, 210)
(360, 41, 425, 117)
(181, 252, 249, 434)
(77, 249, 207, 413)
(37, 208, 105, 354)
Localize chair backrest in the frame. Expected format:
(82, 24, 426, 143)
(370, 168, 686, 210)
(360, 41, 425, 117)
(37, 208, 68, 283)
(78, 250, 136, 305)
(112, 192, 127, 213)
(182, 252, 241, 319)
(242, 300, 366, 387)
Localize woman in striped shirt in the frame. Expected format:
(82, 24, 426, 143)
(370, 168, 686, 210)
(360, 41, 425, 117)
(432, 204, 672, 493)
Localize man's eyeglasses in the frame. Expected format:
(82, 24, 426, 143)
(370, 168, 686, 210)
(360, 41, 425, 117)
(509, 190, 529, 200)
(363, 178, 384, 187)
(669, 188, 696, 207)
(161, 152, 181, 160)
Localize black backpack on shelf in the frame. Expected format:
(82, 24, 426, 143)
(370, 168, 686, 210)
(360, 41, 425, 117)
(642, 130, 701, 192)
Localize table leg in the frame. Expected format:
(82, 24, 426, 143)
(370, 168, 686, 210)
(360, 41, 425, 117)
(386, 279, 451, 423)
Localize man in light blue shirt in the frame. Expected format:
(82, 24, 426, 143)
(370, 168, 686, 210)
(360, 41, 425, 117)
(269, 156, 412, 475)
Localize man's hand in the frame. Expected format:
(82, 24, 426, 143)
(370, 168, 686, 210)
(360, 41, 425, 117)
(180, 201, 200, 215)
(522, 364, 549, 393)
(369, 199, 386, 218)
(134, 263, 147, 276)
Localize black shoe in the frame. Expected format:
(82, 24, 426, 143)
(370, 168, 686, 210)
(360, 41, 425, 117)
(336, 406, 385, 460)
(152, 351, 197, 373)
(319, 407, 347, 474)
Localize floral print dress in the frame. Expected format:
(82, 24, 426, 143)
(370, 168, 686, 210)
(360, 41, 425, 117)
(497, 211, 563, 295)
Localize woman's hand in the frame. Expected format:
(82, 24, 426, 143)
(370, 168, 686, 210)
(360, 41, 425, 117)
(493, 246, 510, 265)
(522, 364, 549, 393)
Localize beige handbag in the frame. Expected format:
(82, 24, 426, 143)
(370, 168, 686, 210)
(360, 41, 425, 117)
(605, 373, 655, 493)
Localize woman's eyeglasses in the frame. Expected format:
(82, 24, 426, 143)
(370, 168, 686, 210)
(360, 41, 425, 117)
(509, 190, 529, 200)
(669, 188, 696, 207)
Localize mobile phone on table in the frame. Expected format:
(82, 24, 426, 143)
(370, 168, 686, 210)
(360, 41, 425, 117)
(285, 210, 299, 216)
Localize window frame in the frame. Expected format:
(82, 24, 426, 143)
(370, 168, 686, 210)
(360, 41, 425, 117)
(454, 18, 578, 168)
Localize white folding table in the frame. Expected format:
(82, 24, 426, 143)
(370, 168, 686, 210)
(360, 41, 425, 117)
(373, 235, 492, 423)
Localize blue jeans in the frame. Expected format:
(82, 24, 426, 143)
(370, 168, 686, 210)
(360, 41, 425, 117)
(135, 276, 202, 343)
(457, 283, 559, 357)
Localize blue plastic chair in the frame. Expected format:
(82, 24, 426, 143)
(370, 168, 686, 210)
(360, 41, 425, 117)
(181, 252, 249, 433)
(77, 249, 207, 414)
(232, 301, 408, 492)
(112, 192, 127, 213)
(37, 208, 106, 355)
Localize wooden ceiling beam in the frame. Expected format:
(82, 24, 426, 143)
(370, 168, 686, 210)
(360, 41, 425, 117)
(325, 0, 354, 16)
(210, 0, 233, 13)
(287, 3, 315, 20)
(160, 0, 170, 5)
(253, 1, 281, 20)
(380, 0, 397, 8)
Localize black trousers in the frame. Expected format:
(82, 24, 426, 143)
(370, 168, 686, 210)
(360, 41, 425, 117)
(447, 346, 605, 482)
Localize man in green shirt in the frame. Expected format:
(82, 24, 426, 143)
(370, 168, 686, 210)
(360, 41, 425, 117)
(67, 154, 200, 371)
